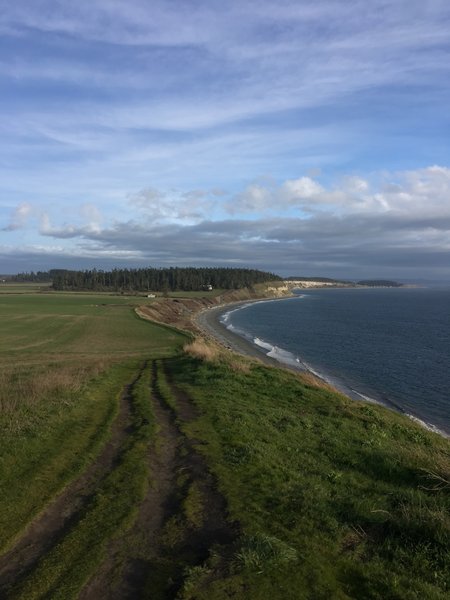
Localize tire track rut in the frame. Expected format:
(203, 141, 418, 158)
(80, 358, 236, 600)
(79, 361, 180, 599)
(0, 365, 146, 596)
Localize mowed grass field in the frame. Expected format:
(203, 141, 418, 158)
(0, 291, 186, 561)
(0, 283, 51, 294)
(0, 292, 182, 360)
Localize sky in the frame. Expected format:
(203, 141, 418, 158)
(1, 0, 450, 279)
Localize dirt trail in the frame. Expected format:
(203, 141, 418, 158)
(79, 361, 180, 599)
(80, 359, 236, 600)
(0, 365, 146, 596)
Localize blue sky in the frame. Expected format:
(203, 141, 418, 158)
(1, 0, 450, 278)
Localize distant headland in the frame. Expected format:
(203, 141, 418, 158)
(284, 276, 403, 288)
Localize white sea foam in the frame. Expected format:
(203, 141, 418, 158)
(252, 337, 309, 370)
(225, 322, 252, 340)
(253, 337, 274, 352)
(350, 389, 382, 405)
(219, 301, 257, 325)
(406, 414, 449, 438)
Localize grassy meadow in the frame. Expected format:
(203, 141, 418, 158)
(0, 289, 449, 599)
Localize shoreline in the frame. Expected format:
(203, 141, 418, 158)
(196, 298, 298, 371)
(195, 296, 449, 439)
(196, 296, 369, 398)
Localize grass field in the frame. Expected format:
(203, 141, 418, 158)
(0, 292, 186, 561)
(0, 283, 51, 294)
(0, 293, 181, 360)
(0, 291, 449, 599)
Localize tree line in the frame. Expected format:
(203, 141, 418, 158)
(9, 271, 53, 282)
(356, 280, 402, 287)
(49, 267, 281, 292)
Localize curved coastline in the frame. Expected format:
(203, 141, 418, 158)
(196, 297, 302, 371)
(196, 297, 374, 399)
(195, 297, 449, 439)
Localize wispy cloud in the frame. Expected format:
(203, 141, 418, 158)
(2, 202, 32, 231)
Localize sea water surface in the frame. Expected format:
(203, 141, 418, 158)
(220, 287, 450, 436)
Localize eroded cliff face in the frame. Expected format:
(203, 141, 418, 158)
(135, 282, 292, 333)
(265, 284, 290, 296)
(136, 297, 216, 333)
(284, 280, 353, 289)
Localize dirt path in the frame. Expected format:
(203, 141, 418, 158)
(79, 359, 236, 600)
(79, 361, 181, 599)
(0, 357, 236, 599)
(0, 364, 146, 596)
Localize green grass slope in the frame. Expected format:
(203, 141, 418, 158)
(166, 353, 450, 600)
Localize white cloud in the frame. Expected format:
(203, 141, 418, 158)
(281, 177, 324, 200)
(127, 187, 219, 222)
(79, 203, 102, 232)
(2, 202, 32, 231)
(228, 166, 450, 218)
(2, 1, 450, 133)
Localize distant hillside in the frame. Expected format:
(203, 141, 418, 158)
(357, 279, 403, 287)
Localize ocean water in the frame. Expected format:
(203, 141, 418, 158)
(220, 287, 450, 436)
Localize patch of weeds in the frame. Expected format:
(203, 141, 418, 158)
(273, 415, 296, 432)
(327, 470, 343, 484)
(183, 482, 204, 529)
(161, 515, 186, 550)
(154, 360, 178, 413)
(392, 423, 432, 446)
(223, 444, 252, 466)
(181, 564, 213, 598)
(233, 533, 297, 573)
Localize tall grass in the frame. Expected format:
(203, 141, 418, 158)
(184, 339, 219, 362)
(0, 361, 107, 407)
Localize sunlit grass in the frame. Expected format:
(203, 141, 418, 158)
(166, 353, 450, 599)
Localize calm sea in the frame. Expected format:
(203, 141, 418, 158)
(221, 287, 450, 436)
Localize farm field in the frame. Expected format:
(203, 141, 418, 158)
(0, 283, 51, 294)
(0, 291, 449, 599)
(0, 292, 182, 363)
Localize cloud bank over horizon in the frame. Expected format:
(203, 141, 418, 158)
(3, 166, 450, 279)
(1, 1, 450, 278)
